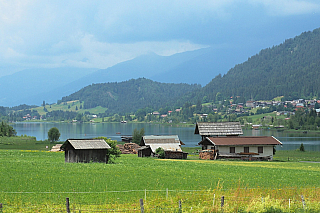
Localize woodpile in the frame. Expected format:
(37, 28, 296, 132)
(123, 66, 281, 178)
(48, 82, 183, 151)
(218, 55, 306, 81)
(50, 144, 62, 152)
(117, 143, 140, 154)
(199, 150, 215, 160)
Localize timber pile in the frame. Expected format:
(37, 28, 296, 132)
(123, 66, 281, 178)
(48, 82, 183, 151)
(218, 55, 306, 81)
(199, 150, 215, 160)
(117, 143, 140, 154)
(50, 144, 62, 152)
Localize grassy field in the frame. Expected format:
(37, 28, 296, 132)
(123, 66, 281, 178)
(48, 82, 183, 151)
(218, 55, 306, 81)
(0, 136, 53, 150)
(0, 149, 320, 212)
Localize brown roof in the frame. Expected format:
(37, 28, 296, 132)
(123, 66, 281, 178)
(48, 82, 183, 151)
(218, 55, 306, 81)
(61, 139, 111, 150)
(195, 122, 243, 136)
(203, 136, 282, 146)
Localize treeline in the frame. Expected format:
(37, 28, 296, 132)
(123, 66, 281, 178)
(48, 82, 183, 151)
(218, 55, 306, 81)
(288, 109, 320, 130)
(0, 121, 16, 137)
(193, 28, 320, 104)
(59, 78, 201, 115)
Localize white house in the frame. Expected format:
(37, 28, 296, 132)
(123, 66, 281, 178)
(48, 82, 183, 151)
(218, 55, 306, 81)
(198, 136, 282, 161)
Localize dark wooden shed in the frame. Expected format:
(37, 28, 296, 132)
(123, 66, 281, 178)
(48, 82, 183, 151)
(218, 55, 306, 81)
(61, 139, 111, 163)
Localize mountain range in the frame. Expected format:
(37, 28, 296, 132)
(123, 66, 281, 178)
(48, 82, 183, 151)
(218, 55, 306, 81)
(0, 44, 251, 107)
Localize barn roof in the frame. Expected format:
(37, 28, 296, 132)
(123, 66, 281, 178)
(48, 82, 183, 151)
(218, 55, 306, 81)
(61, 139, 111, 150)
(140, 135, 184, 145)
(195, 122, 243, 136)
(140, 135, 183, 152)
(199, 136, 282, 146)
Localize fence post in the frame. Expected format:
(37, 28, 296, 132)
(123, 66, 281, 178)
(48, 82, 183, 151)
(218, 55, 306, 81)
(66, 197, 70, 213)
(0, 203, 2, 213)
(301, 195, 306, 210)
(221, 196, 225, 212)
(166, 188, 168, 200)
(289, 198, 290, 210)
(140, 198, 144, 213)
(213, 194, 215, 209)
(178, 200, 182, 213)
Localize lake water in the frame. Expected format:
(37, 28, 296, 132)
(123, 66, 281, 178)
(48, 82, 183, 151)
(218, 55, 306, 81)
(12, 122, 320, 151)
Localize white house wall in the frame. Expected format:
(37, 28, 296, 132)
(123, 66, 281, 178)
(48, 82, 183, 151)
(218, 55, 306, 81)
(217, 145, 274, 158)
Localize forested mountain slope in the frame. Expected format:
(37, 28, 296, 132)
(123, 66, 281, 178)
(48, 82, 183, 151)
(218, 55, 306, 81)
(59, 78, 201, 114)
(197, 28, 320, 102)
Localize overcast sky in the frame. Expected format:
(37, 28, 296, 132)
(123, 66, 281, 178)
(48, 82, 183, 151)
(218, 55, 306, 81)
(0, 0, 320, 77)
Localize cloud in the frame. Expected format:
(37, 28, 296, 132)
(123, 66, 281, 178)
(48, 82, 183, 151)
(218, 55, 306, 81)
(0, 0, 319, 76)
(248, 0, 320, 16)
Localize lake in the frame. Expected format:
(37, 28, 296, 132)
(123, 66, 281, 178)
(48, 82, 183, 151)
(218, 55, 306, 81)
(12, 122, 320, 151)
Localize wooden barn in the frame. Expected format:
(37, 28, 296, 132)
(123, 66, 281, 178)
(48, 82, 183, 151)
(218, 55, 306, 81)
(137, 135, 187, 159)
(61, 139, 111, 163)
(198, 136, 282, 161)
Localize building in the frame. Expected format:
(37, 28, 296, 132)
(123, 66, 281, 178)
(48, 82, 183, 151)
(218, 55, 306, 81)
(137, 135, 187, 159)
(61, 139, 111, 163)
(198, 136, 282, 161)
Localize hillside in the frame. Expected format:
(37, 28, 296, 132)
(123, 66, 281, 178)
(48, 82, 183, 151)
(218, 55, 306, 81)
(197, 28, 320, 102)
(59, 78, 201, 114)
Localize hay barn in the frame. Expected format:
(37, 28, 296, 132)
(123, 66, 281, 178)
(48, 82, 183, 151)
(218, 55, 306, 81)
(61, 139, 111, 163)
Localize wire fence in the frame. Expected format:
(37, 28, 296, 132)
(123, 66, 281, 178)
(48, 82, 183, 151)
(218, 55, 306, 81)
(1, 188, 319, 212)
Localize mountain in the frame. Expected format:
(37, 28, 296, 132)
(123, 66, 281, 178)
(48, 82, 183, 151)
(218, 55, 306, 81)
(192, 28, 320, 102)
(60, 78, 201, 114)
(0, 46, 251, 107)
(0, 67, 97, 106)
(68, 46, 251, 87)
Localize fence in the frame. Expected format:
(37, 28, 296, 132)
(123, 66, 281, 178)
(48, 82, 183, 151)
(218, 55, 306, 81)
(1, 188, 319, 212)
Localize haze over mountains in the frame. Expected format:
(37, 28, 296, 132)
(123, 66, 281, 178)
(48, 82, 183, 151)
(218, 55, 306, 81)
(0, 45, 251, 107)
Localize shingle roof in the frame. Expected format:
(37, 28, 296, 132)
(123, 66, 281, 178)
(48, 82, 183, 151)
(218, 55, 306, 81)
(195, 122, 243, 136)
(141, 135, 183, 152)
(202, 136, 282, 146)
(62, 139, 111, 150)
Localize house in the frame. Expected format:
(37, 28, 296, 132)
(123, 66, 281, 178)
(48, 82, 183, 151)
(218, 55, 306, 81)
(137, 135, 187, 159)
(194, 122, 243, 140)
(198, 136, 282, 161)
(61, 139, 111, 163)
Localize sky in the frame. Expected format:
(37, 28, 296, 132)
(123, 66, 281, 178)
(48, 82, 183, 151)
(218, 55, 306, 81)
(0, 0, 320, 77)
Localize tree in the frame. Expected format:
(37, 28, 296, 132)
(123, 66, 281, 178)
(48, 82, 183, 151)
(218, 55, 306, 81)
(132, 128, 145, 144)
(156, 147, 165, 159)
(299, 143, 305, 152)
(95, 137, 121, 164)
(48, 127, 60, 142)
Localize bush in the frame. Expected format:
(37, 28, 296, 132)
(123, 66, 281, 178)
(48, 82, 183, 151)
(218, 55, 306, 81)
(156, 147, 165, 159)
(95, 137, 121, 164)
(299, 143, 305, 152)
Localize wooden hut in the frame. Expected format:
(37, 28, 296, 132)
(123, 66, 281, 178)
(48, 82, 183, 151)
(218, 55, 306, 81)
(61, 139, 111, 163)
(138, 135, 187, 159)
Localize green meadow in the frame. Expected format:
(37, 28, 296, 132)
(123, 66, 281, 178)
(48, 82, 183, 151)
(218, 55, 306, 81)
(0, 149, 320, 212)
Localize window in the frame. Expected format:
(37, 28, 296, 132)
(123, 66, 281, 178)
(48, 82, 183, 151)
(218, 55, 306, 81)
(244, 147, 249, 153)
(258, 146, 263, 153)
(230, 147, 235, 153)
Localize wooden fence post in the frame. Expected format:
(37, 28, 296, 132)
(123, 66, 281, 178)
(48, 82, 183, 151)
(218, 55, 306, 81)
(140, 198, 144, 213)
(166, 188, 168, 200)
(221, 196, 225, 212)
(0, 203, 2, 212)
(178, 200, 182, 213)
(66, 197, 70, 213)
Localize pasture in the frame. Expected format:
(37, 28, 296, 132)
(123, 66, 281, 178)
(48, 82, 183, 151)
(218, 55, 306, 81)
(0, 150, 320, 212)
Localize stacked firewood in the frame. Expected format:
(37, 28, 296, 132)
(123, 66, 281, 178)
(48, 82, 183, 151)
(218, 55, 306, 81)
(117, 143, 140, 154)
(199, 150, 215, 160)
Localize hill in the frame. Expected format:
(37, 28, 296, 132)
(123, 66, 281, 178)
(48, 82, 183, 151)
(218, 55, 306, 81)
(59, 78, 201, 114)
(196, 28, 320, 102)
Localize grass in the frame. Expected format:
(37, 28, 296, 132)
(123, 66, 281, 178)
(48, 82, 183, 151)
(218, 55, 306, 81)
(0, 136, 53, 150)
(34, 100, 108, 116)
(0, 150, 320, 212)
